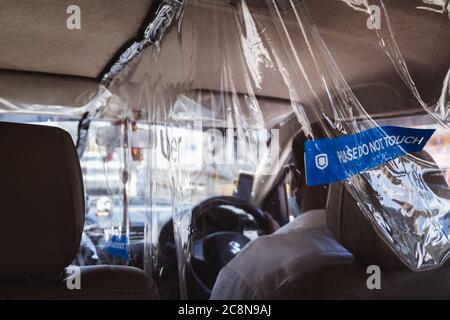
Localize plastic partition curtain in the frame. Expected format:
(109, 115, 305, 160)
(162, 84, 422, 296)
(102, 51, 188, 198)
(101, 0, 450, 287)
(1, 0, 449, 298)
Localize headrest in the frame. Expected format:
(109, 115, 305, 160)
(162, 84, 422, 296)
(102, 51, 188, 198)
(0, 122, 84, 278)
(326, 151, 447, 270)
(326, 182, 405, 269)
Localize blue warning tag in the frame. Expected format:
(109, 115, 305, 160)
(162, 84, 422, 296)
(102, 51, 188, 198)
(304, 126, 435, 186)
(105, 235, 129, 261)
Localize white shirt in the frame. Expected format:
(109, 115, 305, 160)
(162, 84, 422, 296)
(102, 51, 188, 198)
(210, 209, 342, 300)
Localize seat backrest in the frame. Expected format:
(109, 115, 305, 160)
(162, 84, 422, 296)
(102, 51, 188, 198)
(0, 122, 84, 278)
(0, 122, 159, 300)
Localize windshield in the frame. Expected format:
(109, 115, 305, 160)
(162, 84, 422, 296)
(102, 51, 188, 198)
(0, 112, 277, 269)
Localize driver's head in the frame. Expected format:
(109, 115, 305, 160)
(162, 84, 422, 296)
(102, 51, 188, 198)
(291, 124, 328, 213)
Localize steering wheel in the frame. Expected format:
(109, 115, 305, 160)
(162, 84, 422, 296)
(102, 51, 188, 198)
(185, 196, 271, 299)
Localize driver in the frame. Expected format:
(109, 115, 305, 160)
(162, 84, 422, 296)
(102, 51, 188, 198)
(211, 127, 330, 300)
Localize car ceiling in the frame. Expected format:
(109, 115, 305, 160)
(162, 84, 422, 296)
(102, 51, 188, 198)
(0, 0, 154, 78)
(0, 0, 448, 121)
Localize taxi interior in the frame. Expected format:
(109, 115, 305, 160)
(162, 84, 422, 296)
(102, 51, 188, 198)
(0, 0, 449, 300)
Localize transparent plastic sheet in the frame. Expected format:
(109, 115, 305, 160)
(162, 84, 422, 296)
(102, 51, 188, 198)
(269, 0, 450, 271)
(63, 1, 449, 292)
(103, 0, 286, 298)
(100, 0, 450, 280)
(367, 0, 450, 125)
(0, 0, 448, 299)
(303, 0, 450, 271)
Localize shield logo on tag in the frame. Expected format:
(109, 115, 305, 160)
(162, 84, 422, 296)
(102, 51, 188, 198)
(315, 154, 328, 170)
